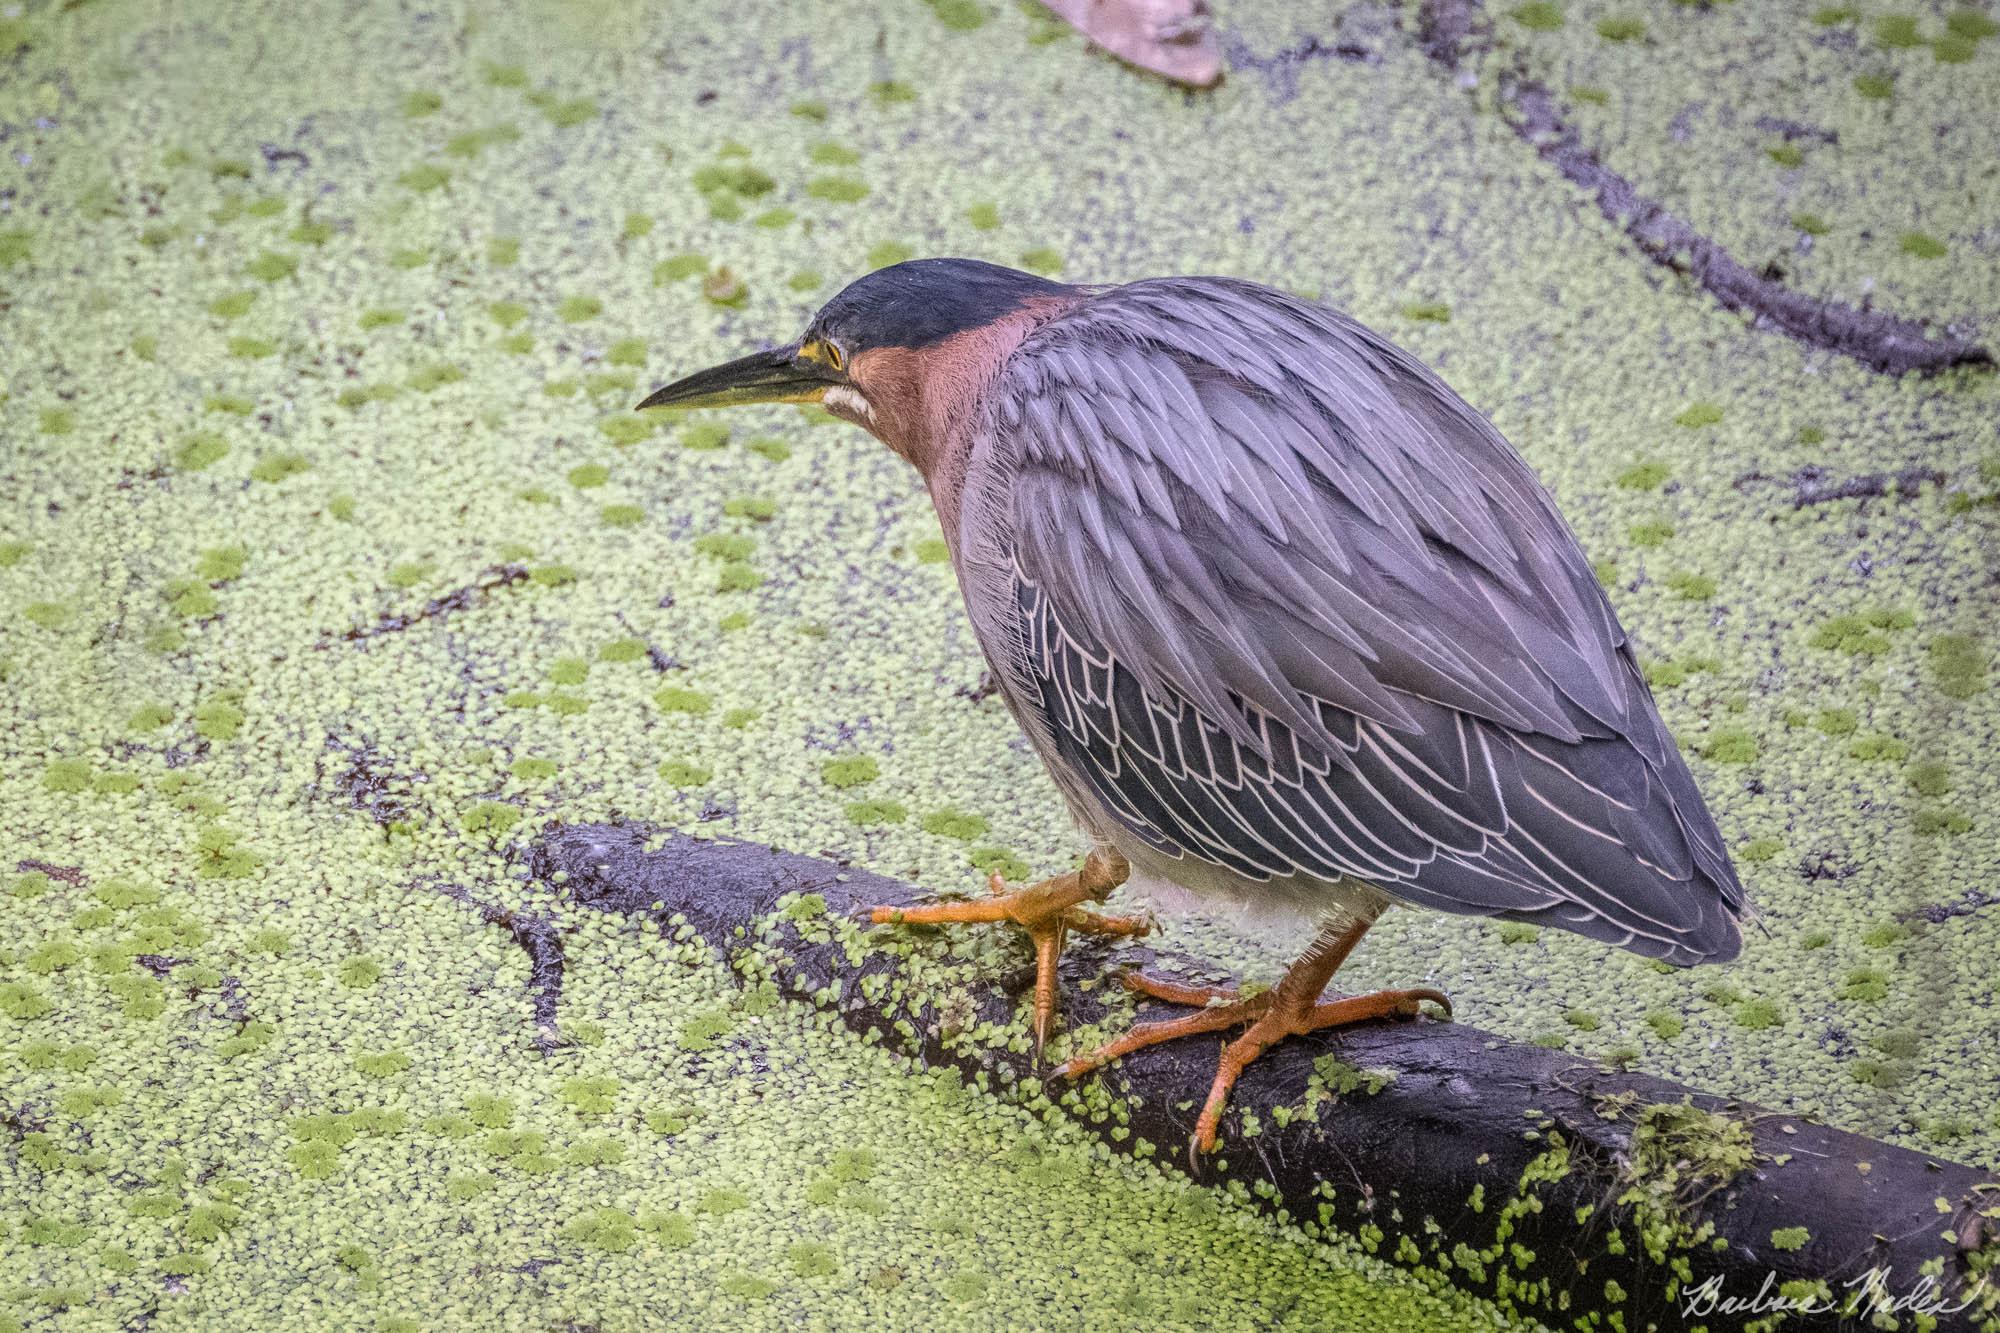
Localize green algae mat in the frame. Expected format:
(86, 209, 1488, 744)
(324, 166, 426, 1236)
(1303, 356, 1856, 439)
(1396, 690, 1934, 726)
(2, 0, 1996, 1328)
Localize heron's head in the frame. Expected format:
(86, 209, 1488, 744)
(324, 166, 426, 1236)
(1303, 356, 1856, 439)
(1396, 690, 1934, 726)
(637, 259, 1070, 463)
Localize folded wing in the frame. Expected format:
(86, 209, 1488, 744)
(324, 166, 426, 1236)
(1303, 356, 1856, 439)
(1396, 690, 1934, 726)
(993, 278, 1745, 964)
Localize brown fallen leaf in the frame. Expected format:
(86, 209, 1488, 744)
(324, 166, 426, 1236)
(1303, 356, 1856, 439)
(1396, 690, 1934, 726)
(1041, 0, 1223, 89)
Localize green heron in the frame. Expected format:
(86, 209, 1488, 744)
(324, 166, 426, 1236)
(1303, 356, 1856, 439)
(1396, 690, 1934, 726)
(640, 259, 1747, 1155)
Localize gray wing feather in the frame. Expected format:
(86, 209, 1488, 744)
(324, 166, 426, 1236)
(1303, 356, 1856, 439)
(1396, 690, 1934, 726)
(995, 278, 1745, 964)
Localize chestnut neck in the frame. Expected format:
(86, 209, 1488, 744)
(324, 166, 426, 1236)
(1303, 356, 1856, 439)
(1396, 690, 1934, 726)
(838, 294, 1080, 531)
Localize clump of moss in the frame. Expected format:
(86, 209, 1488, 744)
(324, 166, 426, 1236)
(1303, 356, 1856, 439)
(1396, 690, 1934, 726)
(1673, 402, 1723, 428)
(1872, 13, 1925, 46)
(209, 289, 258, 319)
(693, 160, 775, 199)
(683, 421, 730, 451)
(1947, 8, 2000, 39)
(23, 600, 72, 630)
(387, 561, 434, 590)
(1614, 1101, 1756, 1262)
(714, 562, 761, 593)
(1928, 632, 1986, 698)
(968, 846, 1031, 882)
(1906, 760, 1952, 797)
(658, 760, 712, 787)
(1809, 608, 1912, 656)
(1847, 733, 1908, 762)
(1899, 231, 1947, 259)
(1853, 71, 1895, 100)
(529, 564, 576, 587)
(356, 1050, 412, 1077)
(1738, 837, 1783, 864)
(1644, 1010, 1683, 1040)
(1511, 2, 1564, 30)
(251, 451, 312, 484)
(1616, 460, 1670, 490)
(532, 93, 598, 128)
(695, 533, 755, 561)
(598, 503, 644, 528)
(44, 758, 93, 792)
(246, 250, 298, 282)
(869, 240, 915, 270)
(655, 686, 712, 715)
(167, 572, 220, 612)
(921, 807, 989, 840)
(560, 1075, 619, 1113)
(1665, 571, 1716, 601)
(1933, 32, 1978, 60)
(1732, 998, 1783, 1029)
(821, 756, 880, 789)
(1915, 804, 1974, 835)
(194, 699, 246, 740)
(1627, 519, 1673, 548)
(1849, 1059, 1899, 1089)
(1700, 727, 1758, 764)
(655, 253, 707, 284)
(807, 175, 869, 203)
(845, 799, 908, 826)
(1840, 967, 1889, 1002)
(563, 1207, 639, 1252)
(601, 415, 654, 446)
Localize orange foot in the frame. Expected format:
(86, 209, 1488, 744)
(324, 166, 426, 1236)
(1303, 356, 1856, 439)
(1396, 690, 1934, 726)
(1059, 917, 1450, 1162)
(865, 847, 1147, 1052)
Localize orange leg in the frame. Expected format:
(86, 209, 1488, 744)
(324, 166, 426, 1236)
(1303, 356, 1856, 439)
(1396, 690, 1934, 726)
(1060, 916, 1450, 1161)
(865, 847, 1147, 1052)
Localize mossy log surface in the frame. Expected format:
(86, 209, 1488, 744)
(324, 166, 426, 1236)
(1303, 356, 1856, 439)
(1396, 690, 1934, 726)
(532, 821, 2000, 1332)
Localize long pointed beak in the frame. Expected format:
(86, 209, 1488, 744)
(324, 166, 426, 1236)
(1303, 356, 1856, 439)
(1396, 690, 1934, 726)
(635, 343, 841, 411)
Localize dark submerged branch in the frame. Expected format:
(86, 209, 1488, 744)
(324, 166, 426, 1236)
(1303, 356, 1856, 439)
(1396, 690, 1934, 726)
(430, 881, 566, 1056)
(1413, 0, 1991, 376)
(325, 563, 528, 645)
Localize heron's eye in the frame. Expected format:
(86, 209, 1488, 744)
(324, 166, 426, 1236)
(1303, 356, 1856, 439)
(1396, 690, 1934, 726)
(801, 338, 846, 373)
